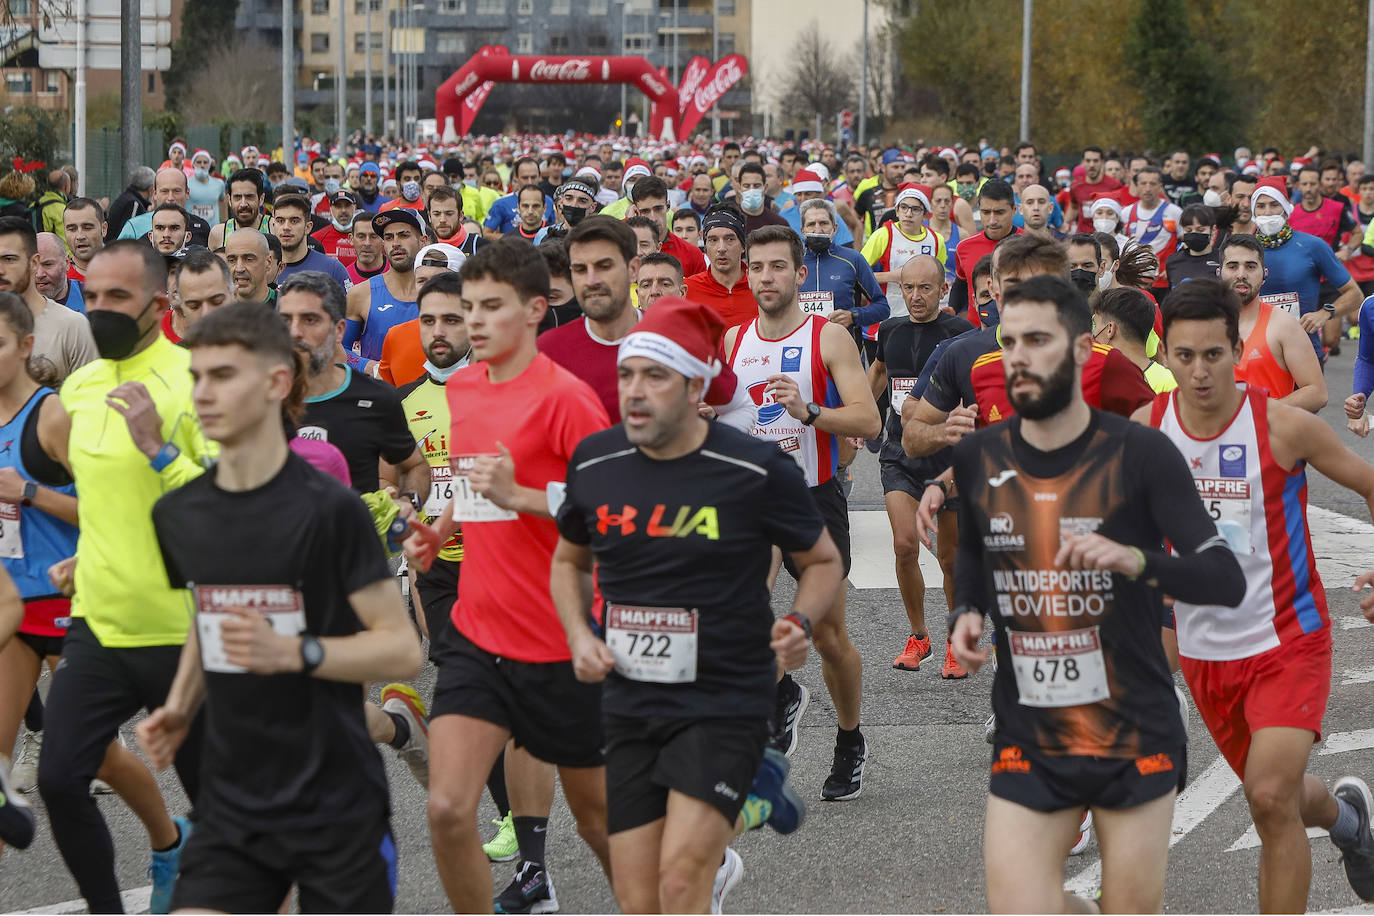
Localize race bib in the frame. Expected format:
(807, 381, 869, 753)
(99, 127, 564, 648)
(799, 290, 834, 316)
(773, 434, 807, 471)
(1260, 291, 1300, 314)
(1195, 478, 1253, 554)
(605, 605, 698, 683)
(450, 455, 518, 522)
(0, 502, 21, 559)
(890, 377, 918, 415)
(194, 585, 306, 675)
(424, 465, 454, 518)
(1008, 626, 1109, 707)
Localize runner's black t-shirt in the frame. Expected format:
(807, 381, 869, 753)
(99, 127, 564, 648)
(875, 312, 974, 474)
(152, 452, 394, 829)
(556, 422, 825, 719)
(299, 365, 416, 491)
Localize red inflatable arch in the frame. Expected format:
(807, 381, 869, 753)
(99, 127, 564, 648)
(436, 46, 680, 142)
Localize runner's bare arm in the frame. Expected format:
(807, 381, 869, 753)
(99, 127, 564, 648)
(867, 357, 888, 405)
(765, 322, 878, 439)
(345, 280, 370, 324)
(469, 443, 553, 519)
(1273, 402, 1374, 520)
(902, 396, 973, 457)
(550, 536, 614, 683)
(774, 527, 843, 669)
(138, 628, 206, 771)
(1273, 308, 1328, 413)
(394, 446, 432, 503)
(0, 566, 19, 650)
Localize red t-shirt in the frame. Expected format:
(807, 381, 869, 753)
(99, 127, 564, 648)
(661, 232, 707, 277)
(312, 225, 358, 265)
(446, 352, 610, 662)
(160, 307, 182, 344)
(537, 316, 624, 422)
(954, 229, 1021, 326)
(66, 265, 85, 282)
(684, 268, 756, 330)
(379, 318, 426, 387)
(1068, 176, 1125, 233)
(969, 342, 1153, 425)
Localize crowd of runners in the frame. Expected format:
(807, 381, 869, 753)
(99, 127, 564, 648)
(0, 128, 1372, 915)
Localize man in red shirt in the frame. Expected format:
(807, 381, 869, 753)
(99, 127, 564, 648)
(1066, 146, 1125, 234)
(310, 191, 360, 265)
(404, 239, 613, 915)
(629, 176, 707, 277)
(951, 181, 1020, 326)
(684, 208, 755, 329)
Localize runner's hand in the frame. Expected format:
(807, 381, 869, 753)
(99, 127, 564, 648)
(219, 607, 301, 674)
(48, 556, 75, 596)
(1299, 311, 1329, 334)
(944, 404, 978, 445)
(916, 484, 945, 550)
(402, 519, 441, 573)
(771, 617, 809, 670)
(137, 706, 191, 771)
(569, 633, 614, 683)
(469, 442, 518, 510)
(1356, 572, 1374, 622)
(1346, 393, 1367, 420)
(827, 310, 855, 328)
(950, 613, 989, 674)
(697, 402, 718, 419)
(765, 374, 807, 421)
(1350, 414, 1371, 438)
(0, 467, 25, 503)
(105, 381, 166, 460)
(1054, 533, 1146, 577)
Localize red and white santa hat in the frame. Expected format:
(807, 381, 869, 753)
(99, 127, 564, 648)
(1251, 176, 1293, 217)
(191, 148, 212, 164)
(168, 141, 187, 156)
(622, 156, 652, 183)
(894, 182, 932, 211)
(618, 296, 724, 384)
(791, 168, 826, 195)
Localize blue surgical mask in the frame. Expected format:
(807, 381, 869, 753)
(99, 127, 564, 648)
(324, 178, 341, 195)
(562, 167, 573, 178)
(740, 188, 765, 211)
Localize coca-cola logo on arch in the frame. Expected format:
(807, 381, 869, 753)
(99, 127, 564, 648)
(691, 57, 743, 113)
(529, 59, 592, 81)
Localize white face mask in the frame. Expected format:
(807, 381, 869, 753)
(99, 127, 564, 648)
(1202, 189, 1223, 207)
(1092, 217, 1118, 234)
(1254, 214, 1287, 236)
(1097, 268, 1115, 291)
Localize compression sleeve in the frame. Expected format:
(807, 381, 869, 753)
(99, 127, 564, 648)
(1356, 298, 1374, 399)
(1130, 425, 1247, 607)
(342, 317, 363, 353)
(950, 441, 990, 613)
(850, 255, 890, 327)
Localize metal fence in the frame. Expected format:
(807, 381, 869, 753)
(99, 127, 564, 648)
(70, 125, 284, 203)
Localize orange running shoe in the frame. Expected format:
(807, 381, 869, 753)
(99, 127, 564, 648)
(893, 634, 933, 670)
(941, 641, 969, 679)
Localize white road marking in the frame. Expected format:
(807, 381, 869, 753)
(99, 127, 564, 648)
(1227, 824, 1327, 852)
(1340, 616, 1372, 630)
(20, 886, 151, 915)
(847, 510, 943, 590)
(1319, 729, 1374, 756)
(1341, 667, 1374, 685)
(1307, 506, 1374, 588)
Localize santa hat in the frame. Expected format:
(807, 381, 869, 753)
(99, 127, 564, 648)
(791, 168, 825, 195)
(191, 148, 212, 163)
(894, 182, 932, 211)
(168, 141, 187, 156)
(617, 297, 724, 384)
(809, 162, 831, 183)
(575, 165, 602, 182)
(1088, 197, 1123, 223)
(1251, 176, 1293, 217)
(622, 157, 652, 183)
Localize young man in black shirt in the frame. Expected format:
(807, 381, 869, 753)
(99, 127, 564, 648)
(552, 297, 844, 914)
(946, 276, 1246, 912)
(137, 302, 423, 913)
(867, 255, 973, 672)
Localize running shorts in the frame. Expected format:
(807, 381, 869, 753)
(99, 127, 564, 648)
(414, 557, 460, 665)
(989, 740, 1186, 812)
(783, 476, 851, 577)
(878, 456, 959, 513)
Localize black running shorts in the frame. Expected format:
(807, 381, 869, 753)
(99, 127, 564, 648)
(782, 476, 851, 577)
(170, 812, 396, 914)
(414, 557, 460, 665)
(603, 714, 770, 834)
(878, 456, 960, 513)
(16, 631, 64, 660)
(431, 628, 605, 768)
(989, 740, 1187, 812)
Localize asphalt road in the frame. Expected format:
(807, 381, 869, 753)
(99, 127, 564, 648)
(4, 353, 1374, 914)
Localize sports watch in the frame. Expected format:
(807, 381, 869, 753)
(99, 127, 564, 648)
(802, 402, 822, 426)
(299, 634, 325, 674)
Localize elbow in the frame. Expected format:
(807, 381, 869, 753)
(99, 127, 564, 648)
(859, 405, 882, 439)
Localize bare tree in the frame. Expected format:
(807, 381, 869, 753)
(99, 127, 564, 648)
(852, 23, 896, 120)
(177, 37, 282, 126)
(776, 21, 855, 125)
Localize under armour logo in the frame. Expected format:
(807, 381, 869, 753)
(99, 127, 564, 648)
(596, 504, 638, 535)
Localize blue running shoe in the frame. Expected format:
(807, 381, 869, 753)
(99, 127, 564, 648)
(750, 748, 805, 834)
(148, 815, 192, 915)
(0, 762, 34, 849)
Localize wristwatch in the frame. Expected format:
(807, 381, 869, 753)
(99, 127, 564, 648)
(802, 402, 822, 426)
(1322, 303, 1336, 314)
(20, 481, 37, 507)
(299, 634, 325, 674)
(922, 477, 949, 499)
(784, 612, 813, 639)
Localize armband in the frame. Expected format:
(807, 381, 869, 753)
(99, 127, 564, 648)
(149, 441, 180, 472)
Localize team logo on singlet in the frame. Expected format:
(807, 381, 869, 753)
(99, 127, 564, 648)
(747, 381, 788, 425)
(1219, 444, 1246, 477)
(781, 346, 802, 372)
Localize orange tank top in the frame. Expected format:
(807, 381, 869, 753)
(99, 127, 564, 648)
(1235, 303, 1296, 399)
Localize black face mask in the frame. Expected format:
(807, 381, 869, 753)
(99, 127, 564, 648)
(1181, 231, 1211, 253)
(562, 206, 588, 227)
(805, 234, 831, 255)
(1070, 268, 1098, 295)
(88, 298, 157, 360)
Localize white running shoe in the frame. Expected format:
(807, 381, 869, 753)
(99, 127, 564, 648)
(1070, 810, 1093, 856)
(11, 731, 40, 794)
(711, 847, 744, 914)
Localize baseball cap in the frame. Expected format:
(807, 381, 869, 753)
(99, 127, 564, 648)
(329, 190, 358, 206)
(416, 242, 466, 272)
(372, 208, 429, 236)
(881, 149, 904, 166)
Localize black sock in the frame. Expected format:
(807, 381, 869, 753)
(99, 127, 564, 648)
(837, 725, 863, 749)
(513, 816, 548, 866)
(387, 712, 411, 750)
(153, 821, 181, 853)
(487, 751, 510, 813)
(24, 689, 42, 733)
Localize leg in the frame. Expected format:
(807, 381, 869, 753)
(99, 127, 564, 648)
(95, 738, 178, 850)
(609, 819, 665, 915)
(557, 764, 612, 878)
(1160, 627, 1179, 674)
(813, 589, 862, 731)
(984, 794, 1084, 913)
(508, 744, 556, 819)
(427, 715, 509, 913)
(1243, 726, 1320, 913)
(1094, 790, 1176, 913)
(884, 490, 928, 637)
(0, 638, 41, 775)
(364, 700, 397, 745)
(935, 509, 958, 610)
(657, 792, 736, 914)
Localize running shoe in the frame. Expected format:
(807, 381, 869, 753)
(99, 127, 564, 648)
(0, 760, 35, 849)
(1333, 776, 1374, 901)
(767, 677, 809, 758)
(1070, 810, 1093, 856)
(821, 738, 866, 801)
(940, 642, 968, 679)
(381, 683, 430, 789)
(148, 815, 193, 915)
(711, 847, 743, 914)
(483, 811, 519, 862)
(750, 748, 805, 833)
(494, 860, 558, 914)
(11, 731, 39, 793)
(984, 712, 997, 744)
(893, 634, 933, 671)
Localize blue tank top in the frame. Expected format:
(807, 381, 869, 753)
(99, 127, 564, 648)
(62, 280, 85, 314)
(360, 273, 417, 362)
(0, 389, 77, 600)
